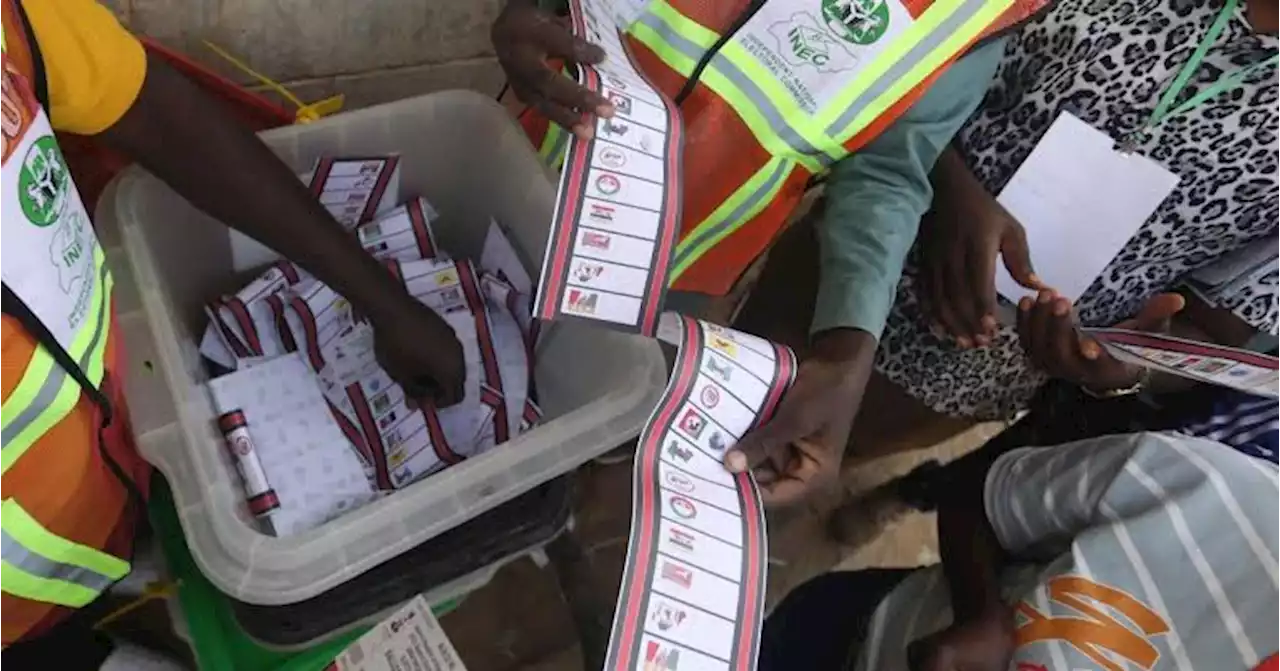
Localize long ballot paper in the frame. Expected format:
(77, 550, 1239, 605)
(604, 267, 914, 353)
(606, 314, 797, 671)
(1087, 328, 1279, 398)
(534, 0, 684, 336)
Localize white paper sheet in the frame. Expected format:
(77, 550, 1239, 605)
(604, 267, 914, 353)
(995, 112, 1179, 302)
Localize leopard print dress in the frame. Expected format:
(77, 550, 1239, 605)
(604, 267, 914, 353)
(876, 0, 1279, 420)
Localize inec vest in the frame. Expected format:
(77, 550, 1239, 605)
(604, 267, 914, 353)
(524, 0, 1049, 295)
(1, 0, 139, 641)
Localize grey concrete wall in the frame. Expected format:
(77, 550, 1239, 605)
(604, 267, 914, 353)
(108, 0, 506, 112)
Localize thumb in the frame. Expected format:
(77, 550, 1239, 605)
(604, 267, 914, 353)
(1117, 293, 1186, 332)
(999, 224, 1041, 290)
(724, 417, 798, 474)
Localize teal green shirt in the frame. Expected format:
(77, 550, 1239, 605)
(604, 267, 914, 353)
(811, 38, 1006, 338)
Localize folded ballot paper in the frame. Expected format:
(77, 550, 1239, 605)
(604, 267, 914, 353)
(200, 156, 541, 535)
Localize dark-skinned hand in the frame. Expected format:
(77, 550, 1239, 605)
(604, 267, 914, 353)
(369, 301, 466, 407)
(920, 162, 1044, 349)
(906, 604, 1016, 671)
(1016, 290, 1185, 393)
(723, 329, 875, 507)
(491, 0, 614, 139)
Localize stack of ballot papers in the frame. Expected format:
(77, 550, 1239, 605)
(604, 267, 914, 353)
(200, 156, 542, 535)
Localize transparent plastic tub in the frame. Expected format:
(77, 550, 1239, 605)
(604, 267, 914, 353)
(98, 90, 666, 606)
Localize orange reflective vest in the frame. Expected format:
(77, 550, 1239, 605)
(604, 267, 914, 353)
(1, 0, 150, 646)
(524, 0, 1049, 295)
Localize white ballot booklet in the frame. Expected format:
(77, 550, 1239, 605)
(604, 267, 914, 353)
(327, 595, 467, 671)
(994, 112, 1180, 303)
(605, 313, 797, 671)
(534, 0, 684, 337)
(1087, 328, 1279, 398)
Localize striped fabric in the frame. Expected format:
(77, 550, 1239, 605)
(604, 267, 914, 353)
(1179, 391, 1278, 464)
(855, 432, 1279, 671)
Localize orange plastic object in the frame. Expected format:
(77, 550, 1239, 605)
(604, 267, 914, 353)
(61, 37, 293, 212)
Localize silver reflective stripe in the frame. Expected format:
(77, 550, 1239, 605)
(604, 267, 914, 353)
(671, 159, 792, 271)
(1, 259, 111, 450)
(546, 124, 570, 168)
(0, 529, 116, 595)
(825, 0, 990, 137)
(540, 120, 570, 165)
(636, 14, 832, 166)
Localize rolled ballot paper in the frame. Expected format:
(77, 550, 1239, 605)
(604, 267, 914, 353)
(605, 313, 796, 671)
(201, 261, 311, 369)
(280, 280, 380, 467)
(217, 410, 280, 518)
(282, 259, 532, 490)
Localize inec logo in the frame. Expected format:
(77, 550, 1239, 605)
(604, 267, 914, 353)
(821, 0, 891, 45)
(18, 136, 69, 227)
(770, 12, 855, 73)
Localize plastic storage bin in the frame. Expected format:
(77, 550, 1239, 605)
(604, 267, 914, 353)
(98, 90, 666, 606)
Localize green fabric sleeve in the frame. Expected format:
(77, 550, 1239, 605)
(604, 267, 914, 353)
(811, 37, 1006, 338)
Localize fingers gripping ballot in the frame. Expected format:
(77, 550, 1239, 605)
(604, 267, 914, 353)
(492, 2, 615, 139)
(723, 330, 876, 508)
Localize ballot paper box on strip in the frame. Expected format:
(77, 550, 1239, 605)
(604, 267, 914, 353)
(97, 90, 666, 607)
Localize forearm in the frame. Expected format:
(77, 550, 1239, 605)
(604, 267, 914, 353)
(99, 53, 413, 321)
(937, 452, 1007, 622)
(929, 144, 976, 211)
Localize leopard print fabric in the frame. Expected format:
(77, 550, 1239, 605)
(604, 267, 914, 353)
(876, 0, 1279, 420)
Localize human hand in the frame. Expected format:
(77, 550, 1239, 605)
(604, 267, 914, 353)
(1016, 290, 1185, 393)
(369, 298, 466, 407)
(906, 605, 1016, 671)
(920, 159, 1043, 348)
(723, 329, 875, 507)
(492, 1, 614, 139)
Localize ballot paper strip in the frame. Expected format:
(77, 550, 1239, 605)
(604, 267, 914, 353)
(285, 259, 532, 490)
(357, 197, 441, 262)
(605, 314, 796, 671)
(201, 261, 312, 370)
(288, 274, 451, 489)
(309, 156, 402, 230)
(204, 196, 537, 493)
(326, 595, 467, 671)
(207, 353, 377, 537)
(994, 112, 1180, 304)
(225, 156, 402, 271)
(1087, 328, 1279, 398)
(534, 0, 684, 337)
